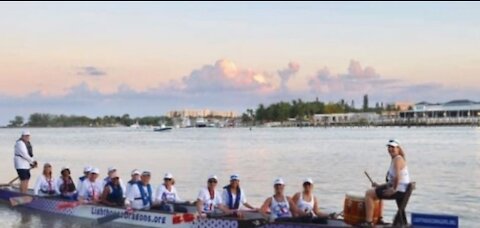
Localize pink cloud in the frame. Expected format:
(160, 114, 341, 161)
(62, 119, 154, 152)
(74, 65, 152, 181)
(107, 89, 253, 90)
(180, 59, 275, 94)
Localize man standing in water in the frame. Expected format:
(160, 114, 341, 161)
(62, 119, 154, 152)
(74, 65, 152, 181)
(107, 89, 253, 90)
(14, 130, 38, 193)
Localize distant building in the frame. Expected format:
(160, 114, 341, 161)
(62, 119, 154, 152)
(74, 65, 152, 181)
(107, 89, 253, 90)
(313, 112, 379, 124)
(167, 109, 237, 118)
(399, 100, 480, 118)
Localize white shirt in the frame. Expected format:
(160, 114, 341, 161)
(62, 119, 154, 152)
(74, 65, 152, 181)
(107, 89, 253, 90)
(33, 175, 57, 196)
(76, 176, 87, 194)
(126, 183, 153, 210)
(155, 184, 181, 203)
(102, 177, 126, 197)
(78, 179, 103, 202)
(13, 140, 35, 169)
(221, 187, 247, 209)
(197, 187, 222, 213)
(125, 180, 138, 196)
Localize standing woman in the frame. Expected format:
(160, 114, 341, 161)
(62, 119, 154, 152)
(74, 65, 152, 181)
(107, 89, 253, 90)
(363, 139, 411, 226)
(33, 163, 57, 196)
(13, 131, 38, 193)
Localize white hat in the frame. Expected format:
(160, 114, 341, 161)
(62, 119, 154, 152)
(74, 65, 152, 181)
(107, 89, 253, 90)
(164, 173, 173, 179)
(230, 174, 240, 181)
(108, 167, 117, 173)
(303, 178, 314, 184)
(141, 171, 151, 176)
(61, 166, 70, 172)
(387, 139, 400, 147)
(208, 174, 218, 181)
(83, 166, 92, 173)
(131, 169, 141, 176)
(273, 178, 285, 185)
(90, 168, 100, 174)
(21, 130, 31, 136)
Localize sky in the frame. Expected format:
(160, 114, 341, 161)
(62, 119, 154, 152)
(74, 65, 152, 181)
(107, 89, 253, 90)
(0, 2, 480, 125)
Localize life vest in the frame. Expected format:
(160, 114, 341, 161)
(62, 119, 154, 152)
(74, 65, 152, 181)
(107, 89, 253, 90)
(136, 182, 152, 206)
(106, 182, 124, 205)
(60, 176, 76, 193)
(223, 185, 241, 209)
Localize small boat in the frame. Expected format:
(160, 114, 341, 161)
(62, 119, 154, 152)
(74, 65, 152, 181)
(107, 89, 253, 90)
(154, 124, 173, 132)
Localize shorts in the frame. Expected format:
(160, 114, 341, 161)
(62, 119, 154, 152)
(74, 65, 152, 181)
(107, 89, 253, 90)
(375, 184, 405, 204)
(16, 169, 31, 181)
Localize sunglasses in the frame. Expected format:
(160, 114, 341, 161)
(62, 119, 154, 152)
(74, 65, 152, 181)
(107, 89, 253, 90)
(208, 180, 217, 184)
(164, 178, 172, 181)
(112, 177, 119, 180)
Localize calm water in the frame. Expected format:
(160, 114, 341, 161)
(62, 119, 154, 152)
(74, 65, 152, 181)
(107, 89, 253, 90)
(0, 127, 478, 227)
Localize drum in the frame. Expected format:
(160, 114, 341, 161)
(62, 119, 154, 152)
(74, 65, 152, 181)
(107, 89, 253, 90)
(343, 192, 381, 225)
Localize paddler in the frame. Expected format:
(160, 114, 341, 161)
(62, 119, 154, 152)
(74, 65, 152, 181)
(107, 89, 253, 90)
(125, 171, 154, 210)
(126, 169, 141, 196)
(56, 166, 78, 200)
(100, 172, 124, 206)
(76, 166, 92, 194)
(221, 174, 256, 211)
(291, 178, 336, 222)
(196, 175, 231, 217)
(260, 178, 298, 222)
(78, 168, 103, 204)
(102, 167, 126, 197)
(33, 163, 57, 196)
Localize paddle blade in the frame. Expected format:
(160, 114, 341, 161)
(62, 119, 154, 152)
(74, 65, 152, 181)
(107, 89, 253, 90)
(9, 196, 33, 207)
(97, 213, 123, 224)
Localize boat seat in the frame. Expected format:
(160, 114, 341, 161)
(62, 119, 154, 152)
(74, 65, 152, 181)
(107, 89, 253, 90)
(393, 182, 415, 226)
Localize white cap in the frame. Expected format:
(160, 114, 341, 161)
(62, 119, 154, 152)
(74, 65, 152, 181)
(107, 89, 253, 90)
(131, 169, 141, 176)
(387, 139, 400, 147)
(303, 178, 314, 184)
(21, 130, 31, 136)
(208, 174, 218, 181)
(164, 172, 173, 179)
(83, 166, 92, 173)
(90, 168, 100, 174)
(61, 166, 70, 172)
(108, 167, 117, 173)
(274, 178, 285, 185)
(141, 171, 151, 176)
(230, 174, 240, 181)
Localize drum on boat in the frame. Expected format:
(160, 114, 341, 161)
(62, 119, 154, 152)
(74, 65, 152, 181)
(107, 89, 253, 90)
(343, 192, 381, 225)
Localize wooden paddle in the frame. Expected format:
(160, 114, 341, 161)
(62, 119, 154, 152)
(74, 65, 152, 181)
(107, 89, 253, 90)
(6, 166, 36, 186)
(9, 196, 33, 207)
(364, 171, 375, 185)
(97, 213, 123, 225)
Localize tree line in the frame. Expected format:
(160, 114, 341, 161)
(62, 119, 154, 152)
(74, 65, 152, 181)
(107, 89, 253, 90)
(7, 113, 173, 127)
(241, 95, 404, 123)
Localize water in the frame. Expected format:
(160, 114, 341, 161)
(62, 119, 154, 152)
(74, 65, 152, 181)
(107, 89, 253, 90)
(0, 127, 478, 227)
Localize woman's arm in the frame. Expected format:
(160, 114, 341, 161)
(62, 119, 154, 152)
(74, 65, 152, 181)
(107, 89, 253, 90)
(313, 196, 329, 217)
(100, 186, 114, 206)
(260, 198, 272, 218)
(287, 196, 299, 217)
(291, 192, 307, 216)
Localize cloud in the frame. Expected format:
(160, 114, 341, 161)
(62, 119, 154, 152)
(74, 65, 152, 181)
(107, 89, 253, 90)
(278, 61, 300, 91)
(77, 66, 106, 77)
(308, 60, 398, 99)
(180, 59, 274, 94)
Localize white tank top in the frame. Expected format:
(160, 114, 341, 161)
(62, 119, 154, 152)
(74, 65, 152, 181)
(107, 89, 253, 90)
(296, 192, 315, 214)
(387, 155, 410, 192)
(270, 195, 292, 221)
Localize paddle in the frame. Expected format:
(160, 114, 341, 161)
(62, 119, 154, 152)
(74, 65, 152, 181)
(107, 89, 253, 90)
(97, 213, 123, 224)
(9, 196, 33, 207)
(6, 166, 36, 186)
(364, 171, 375, 185)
